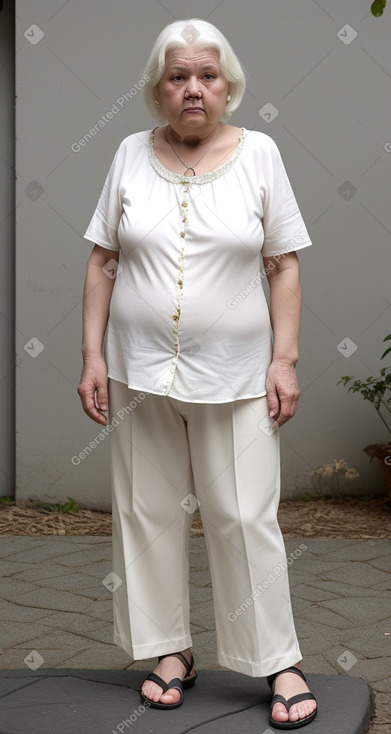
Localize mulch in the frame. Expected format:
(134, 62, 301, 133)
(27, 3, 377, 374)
(0, 495, 390, 538)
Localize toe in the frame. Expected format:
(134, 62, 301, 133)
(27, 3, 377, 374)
(141, 681, 162, 702)
(289, 700, 317, 724)
(271, 702, 289, 723)
(160, 688, 181, 705)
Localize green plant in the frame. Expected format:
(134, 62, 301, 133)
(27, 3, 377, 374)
(0, 496, 14, 505)
(39, 496, 80, 514)
(371, 0, 387, 16)
(338, 334, 391, 435)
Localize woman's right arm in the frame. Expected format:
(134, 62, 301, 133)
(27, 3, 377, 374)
(77, 244, 120, 425)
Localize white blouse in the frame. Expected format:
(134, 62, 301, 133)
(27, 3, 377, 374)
(84, 127, 312, 403)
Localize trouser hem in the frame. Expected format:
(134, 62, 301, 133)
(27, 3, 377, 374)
(114, 631, 193, 661)
(217, 648, 303, 678)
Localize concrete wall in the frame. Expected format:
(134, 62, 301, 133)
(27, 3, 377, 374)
(1, 2, 15, 497)
(14, 0, 391, 509)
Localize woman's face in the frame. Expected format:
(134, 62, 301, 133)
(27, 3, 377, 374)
(155, 45, 229, 133)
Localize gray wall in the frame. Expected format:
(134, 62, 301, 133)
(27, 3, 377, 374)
(15, 0, 391, 509)
(1, 2, 15, 497)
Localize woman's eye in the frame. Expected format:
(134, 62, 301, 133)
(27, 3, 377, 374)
(204, 74, 214, 80)
(172, 75, 184, 81)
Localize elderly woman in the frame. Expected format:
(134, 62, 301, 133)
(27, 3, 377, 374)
(78, 18, 317, 730)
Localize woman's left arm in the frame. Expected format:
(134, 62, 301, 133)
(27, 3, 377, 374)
(263, 251, 302, 428)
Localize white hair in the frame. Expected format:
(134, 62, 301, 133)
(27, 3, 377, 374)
(142, 19, 246, 123)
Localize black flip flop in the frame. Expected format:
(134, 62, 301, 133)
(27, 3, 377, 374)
(267, 665, 317, 729)
(141, 651, 197, 710)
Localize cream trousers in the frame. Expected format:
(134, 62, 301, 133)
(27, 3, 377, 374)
(108, 378, 302, 677)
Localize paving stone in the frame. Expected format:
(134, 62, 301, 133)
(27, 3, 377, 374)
(83, 599, 113, 622)
(0, 597, 53, 622)
(375, 579, 391, 591)
(189, 622, 208, 634)
(72, 560, 112, 578)
(13, 628, 112, 650)
(189, 585, 214, 605)
(297, 634, 340, 656)
(78, 625, 115, 645)
(189, 601, 217, 631)
(372, 691, 391, 716)
(322, 649, 391, 683)
(293, 616, 344, 641)
(296, 604, 353, 630)
(0, 538, 48, 558)
(288, 558, 351, 576)
(0, 622, 52, 650)
(56, 537, 110, 545)
(191, 628, 218, 650)
(14, 587, 93, 613)
(327, 629, 391, 660)
(291, 595, 317, 612)
(52, 549, 113, 568)
(36, 611, 111, 633)
(319, 597, 391, 626)
(291, 583, 340, 602)
(300, 654, 339, 675)
(9, 563, 80, 582)
(315, 540, 391, 562)
(33, 573, 108, 597)
(320, 562, 390, 588)
(1, 540, 95, 563)
(1, 560, 40, 576)
(301, 579, 391, 599)
(294, 539, 363, 553)
(0, 648, 88, 670)
(0, 535, 389, 732)
(369, 679, 391, 694)
(55, 645, 131, 669)
(188, 569, 213, 587)
(0, 577, 41, 600)
(369, 555, 391, 572)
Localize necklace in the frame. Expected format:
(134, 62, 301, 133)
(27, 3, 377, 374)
(165, 124, 221, 177)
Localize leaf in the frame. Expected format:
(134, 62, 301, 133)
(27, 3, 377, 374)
(0, 496, 14, 505)
(60, 496, 79, 514)
(371, 0, 387, 16)
(381, 346, 391, 360)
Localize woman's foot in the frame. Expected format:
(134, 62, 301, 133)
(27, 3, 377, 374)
(141, 648, 194, 706)
(270, 663, 317, 726)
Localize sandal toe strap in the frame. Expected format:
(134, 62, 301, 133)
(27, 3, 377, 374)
(286, 692, 317, 709)
(145, 672, 183, 694)
(270, 693, 289, 712)
(270, 691, 317, 714)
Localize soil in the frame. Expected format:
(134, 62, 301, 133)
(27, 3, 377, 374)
(0, 495, 390, 538)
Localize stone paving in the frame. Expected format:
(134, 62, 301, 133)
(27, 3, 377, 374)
(0, 536, 390, 732)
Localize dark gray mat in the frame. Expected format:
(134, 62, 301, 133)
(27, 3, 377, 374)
(0, 669, 373, 734)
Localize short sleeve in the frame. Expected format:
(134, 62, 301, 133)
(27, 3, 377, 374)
(83, 142, 125, 251)
(261, 138, 312, 258)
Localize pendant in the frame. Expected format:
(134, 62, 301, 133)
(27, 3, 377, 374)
(184, 167, 196, 177)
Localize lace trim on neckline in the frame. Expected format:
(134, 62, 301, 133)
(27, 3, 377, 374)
(148, 127, 246, 185)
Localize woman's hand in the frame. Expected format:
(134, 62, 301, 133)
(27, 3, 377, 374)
(265, 359, 300, 428)
(78, 356, 109, 425)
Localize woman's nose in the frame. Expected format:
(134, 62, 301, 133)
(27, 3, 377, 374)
(186, 77, 200, 97)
